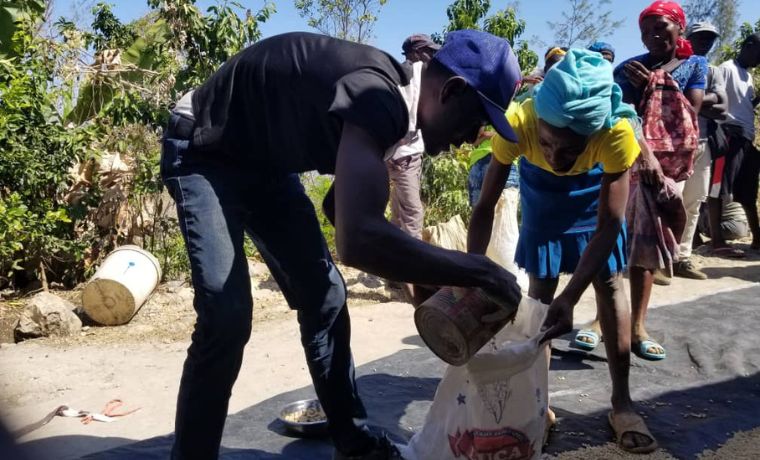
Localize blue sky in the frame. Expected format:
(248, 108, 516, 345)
(52, 0, 760, 67)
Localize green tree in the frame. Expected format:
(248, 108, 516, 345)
(420, 0, 537, 230)
(0, 0, 277, 288)
(547, 0, 624, 48)
(483, 7, 538, 73)
(719, 19, 760, 89)
(720, 19, 760, 60)
(439, 0, 538, 74)
(87, 2, 137, 51)
(294, 0, 388, 44)
(683, 0, 714, 22)
(444, 0, 490, 32)
(0, 9, 97, 287)
(149, 0, 275, 91)
(420, 147, 472, 227)
(0, 0, 46, 57)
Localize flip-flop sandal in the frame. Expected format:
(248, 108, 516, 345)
(574, 329, 600, 351)
(711, 247, 746, 259)
(634, 339, 666, 361)
(608, 411, 658, 454)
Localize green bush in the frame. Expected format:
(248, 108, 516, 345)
(421, 148, 472, 227)
(0, 25, 95, 287)
(0, 1, 277, 289)
(302, 173, 337, 256)
(99, 123, 190, 280)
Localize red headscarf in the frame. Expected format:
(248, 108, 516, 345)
(639, 1, 694, 59)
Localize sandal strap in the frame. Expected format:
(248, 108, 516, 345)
(609, 412, 655, 442)
(576, 329, 599, 338)
(639, 339, 665, 352)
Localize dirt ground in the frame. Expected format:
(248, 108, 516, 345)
(1, 244, 759, 459)
(0, 261, 404, 347)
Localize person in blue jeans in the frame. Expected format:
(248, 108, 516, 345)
(161, 31, 523, 460)
(468, 151, 519, 207)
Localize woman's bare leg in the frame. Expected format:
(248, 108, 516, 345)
(628, 267, 664, 355)
(594, 273, 654, 449)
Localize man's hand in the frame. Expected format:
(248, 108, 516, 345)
(481, 265, 522, 318)
(624, 61, 651, 89)
(474, 128, 495, 147)
(540, 295, 574, 344)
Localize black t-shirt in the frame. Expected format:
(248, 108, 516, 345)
(190, 32, 412, 174)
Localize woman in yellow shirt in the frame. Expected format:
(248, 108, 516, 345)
(468, 49, 658, 454)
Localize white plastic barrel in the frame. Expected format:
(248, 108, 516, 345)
(81, 245, 162, 325)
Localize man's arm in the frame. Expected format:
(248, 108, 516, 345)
(541, 170, 629, 341)
(333, 122, 521, 305)
(702, 92, 719, 106)
(702, 67, 728, 117)
(468, 157, 511, 254)
(701, 89, 727, 117)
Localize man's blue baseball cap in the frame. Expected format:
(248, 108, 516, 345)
(433, 30, 522, 143)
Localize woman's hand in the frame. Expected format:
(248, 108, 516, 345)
(636, 137, 665, 186)
(540, 295, 575, 343)
(638, 153, 665, 186)
(624, 61, 651, 89)
(522, 75, 544, 85)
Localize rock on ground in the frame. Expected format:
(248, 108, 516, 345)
(14, 292, 82, 341)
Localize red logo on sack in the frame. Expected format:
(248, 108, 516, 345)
(448, 427, 534, 460)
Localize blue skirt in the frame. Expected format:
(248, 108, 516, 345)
(515, 157, 627, 279)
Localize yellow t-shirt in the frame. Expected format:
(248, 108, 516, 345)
(493, 100, 640, 176)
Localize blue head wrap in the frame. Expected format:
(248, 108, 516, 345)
(588, 41, 615, 59)
(533, 48, 636, 136)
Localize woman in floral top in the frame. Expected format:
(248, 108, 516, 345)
(576, 1, 706, 363)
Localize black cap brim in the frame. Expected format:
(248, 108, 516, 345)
(480, 95, 518, 143)
(403, 42, 441, 55)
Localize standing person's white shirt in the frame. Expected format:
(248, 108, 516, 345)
(719, 59, 756, 142)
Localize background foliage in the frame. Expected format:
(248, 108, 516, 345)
(684, 0, 740, 61)
(420, 0, 537, 229)
(0, 0, 274, 289)
(0, 0, 550, 290)
(294, 0, 386, 43)
(434, 0, 538, 74)
(6, 0, 751, 293)
(547, 0, 624, 48)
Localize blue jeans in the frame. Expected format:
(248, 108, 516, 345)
(467, 154, 519, 207)
(161, 115, 368, 459)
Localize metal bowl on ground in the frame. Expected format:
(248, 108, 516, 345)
(278, 399, 329, 437)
